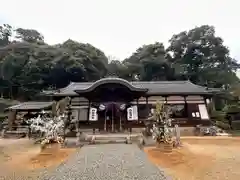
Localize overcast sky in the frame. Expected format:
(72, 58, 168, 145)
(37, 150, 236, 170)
(0, 0, 239, 60)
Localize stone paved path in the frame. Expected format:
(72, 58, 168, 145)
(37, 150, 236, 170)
(41, 144, 170, 180)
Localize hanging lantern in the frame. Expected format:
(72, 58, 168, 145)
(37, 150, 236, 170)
(99, 104, 106, 111)
(120, 104, 126, 111)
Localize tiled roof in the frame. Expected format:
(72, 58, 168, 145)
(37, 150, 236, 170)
(131, 81, 209, 95)
(6, 101, 53, 111)
(43, 77, 213, 96)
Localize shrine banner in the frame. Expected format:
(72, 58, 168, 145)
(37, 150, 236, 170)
(127, 107, 133, 120)
(127, 105, 138, 121)
(198, 104, 209, 120)
(89, 107, 98, 121)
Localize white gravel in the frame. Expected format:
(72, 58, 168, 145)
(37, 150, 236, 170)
(40, 144, 170, 180)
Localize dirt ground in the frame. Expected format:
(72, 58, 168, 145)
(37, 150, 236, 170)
(144, 137, 240, 180)
(0, 138, 76, 179)
(1, 137, 240, 180)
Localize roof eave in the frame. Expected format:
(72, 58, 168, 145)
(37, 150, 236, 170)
(5, 105, 53, 112)
(146, 92, 213, 96)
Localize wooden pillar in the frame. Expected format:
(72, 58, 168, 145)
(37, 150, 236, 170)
(164, 96, 168, 104)
(51, 100, 57, 117)
(137, 98, 139, 124)
(104, 110, 107, 131)
(211, 96, 216, 111)
(146, 96, 149, 117)
(74, 97, 81, 133)
(119, 112, 122, 132)
(203, 96, 207, 105)
(124, 106, 127, 132)
(8, 110, 17, 130)
(184, 96, 188, 122)
(64, 97, 72, 140)
(68, 98, 72, 119)
(111, 103, 114, 132)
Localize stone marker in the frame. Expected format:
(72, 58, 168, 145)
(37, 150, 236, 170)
(174, 124, 181, 147)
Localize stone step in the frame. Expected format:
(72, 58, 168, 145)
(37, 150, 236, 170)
(90, 139, 128, 144)
(94, 135, 129, 140)
(65, 133, 144, 146)
(64, 137, 130, 146)
(86, 133, 141, 139)
(95, 137, 127, 141)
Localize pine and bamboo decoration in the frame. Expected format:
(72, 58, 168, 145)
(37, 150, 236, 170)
(52, 101, 57, 117)
(56, 97, 71, 115)
(150, 101, 174, 152)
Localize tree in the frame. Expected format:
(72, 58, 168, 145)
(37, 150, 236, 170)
(0, 32, 110, 98)
(167, 25, 240, 88)
(59, 39, 108, 82)
(0, 42, 60, 99)
(0, 24, 12, 47)
(107, 60, 131, 79)
(123, 42, 175, 81)
(15, 28, 44, 43)
(0, 22, 239, 101)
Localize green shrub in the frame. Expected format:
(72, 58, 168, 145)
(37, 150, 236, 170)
(232, 121, 240, 130)
(211, 110, 226, 122)
(215, 121, 230, 130)
(224, 104, 240, 113)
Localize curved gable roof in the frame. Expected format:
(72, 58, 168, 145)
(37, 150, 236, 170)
(74, 77, 148, 94)
(43, 78, 212, 96)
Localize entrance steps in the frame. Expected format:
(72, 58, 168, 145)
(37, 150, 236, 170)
(87, 133, 142, 144)
(64, 133, 143, 146)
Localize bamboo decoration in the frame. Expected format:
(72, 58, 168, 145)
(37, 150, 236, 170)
(52, 101, 57, 117)
(57, 97, 71, 115)
(154, 100, 163, 122)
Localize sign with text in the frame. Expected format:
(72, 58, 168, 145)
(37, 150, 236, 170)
(127, 105, 138, 121)
(89, 107, 98, 121)
(198, 104, 209, 120)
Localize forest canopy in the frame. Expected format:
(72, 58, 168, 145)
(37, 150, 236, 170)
(0, 24, 239, 100)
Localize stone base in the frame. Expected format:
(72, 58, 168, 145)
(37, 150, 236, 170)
(125, 135, 132, 144)
(156, 142, 173, 153)
(177, 127, 195, 136)
(173, 140, 182, 148)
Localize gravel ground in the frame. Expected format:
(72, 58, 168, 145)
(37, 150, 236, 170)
(40, 144, 170, 180)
